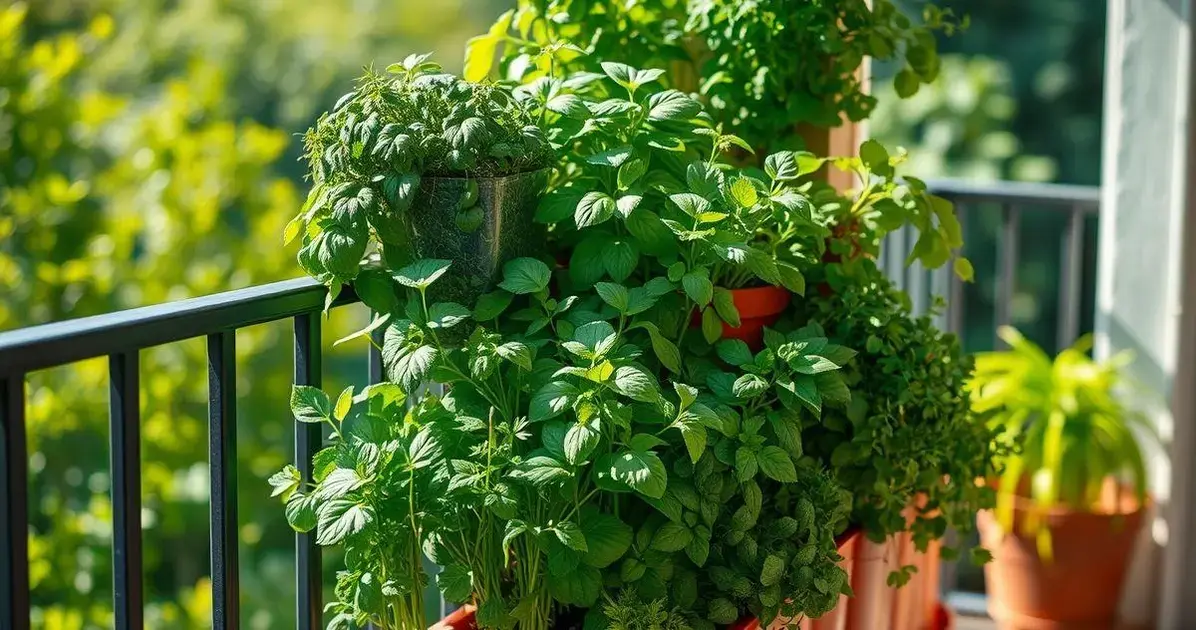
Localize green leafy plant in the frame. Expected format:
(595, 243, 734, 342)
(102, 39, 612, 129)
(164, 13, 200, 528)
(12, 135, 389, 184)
(470, 1, 965, 157)
(289, 54, 553, 298)
(968, 327, 1154, 555)
(601, 589, 694, 630)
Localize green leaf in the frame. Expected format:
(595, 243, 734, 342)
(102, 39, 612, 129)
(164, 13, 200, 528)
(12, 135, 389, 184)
(587, 146, 634, 168)
(757, 446, 798, 482)
(316, 499, 374, 545)
(554, 521, 589, 552)
(333, 312, 391, 348)
(547, 93, 589, 119)
(600, 62, 663, 91)
(614, 194, 643, 220)
(575, 321, 617, 354)
(499, 257, 551, 294)
(685, 532, 711, 567)
(894, 68, 921, 98)
(438, 564, 474, 603)
(394, 259, 452, 289)
(565, 422, 601, 464)
(733, 373, 769, 398)
(682, 270, 713, 306)
(383, 339, 438, 392)
(612, 366, 661, 404)
(647, 90, 701, 121)
(268, 465, 301, 501)
(580, 514, 633, 568)
(595, 282, 631, 313)
(717, 339, 754, 366)
(352, 268, 400, 314)
(784, 375, 822, 415)
(795, 152, 826, 176)
(954, 257, 975, 282)
(777, 262, 807, 295)
(729, 177, 759, 208)
(285, 493, 318, 532)
(735, 447, 758, 482)
(712, 288, 741, 327)
(511, 456, 572, 487)
(769, 412, 804, 458)
(651, 522, 693, 552)
(291, 385, 332, 424)
(547, 563, 602, 607)
(408, 426, 441, 469)
(669, 192, 711, 218)
(679, 421, 707, 464)
(575, 191, 617, 228)
(474, 290, 514, 321)
(860, 139, 890, 171)
(496, 341, 533, 371)
(637, 322, 681, 373)
(530, 381, 579, 422)
(618, 158, 648, 189)
(333, 386, 354, 422)
(570, 236, 609, 285)
(701, 307, 723, 343)
(765, 152, 799, 181)
(601, 449, 668, 498)
(761, 554, 785, 586)
(426, 302, 471, 329)
(463, 11, 512, 81)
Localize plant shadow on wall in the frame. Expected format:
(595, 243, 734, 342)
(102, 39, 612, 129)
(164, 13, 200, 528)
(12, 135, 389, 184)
(272, 27, 1005, 628)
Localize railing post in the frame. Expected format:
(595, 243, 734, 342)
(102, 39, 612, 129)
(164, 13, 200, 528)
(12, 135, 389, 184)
(208, 332, 239, 629)
(996, 205, 1021, 348)
(1, 375, 29, 630)
(110, 352, 144, 629)
(293, 315, 322, 630)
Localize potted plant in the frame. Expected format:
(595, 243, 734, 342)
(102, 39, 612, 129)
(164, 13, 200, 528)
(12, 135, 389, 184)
(288, 53, 554, 308)
(968, 328, 1154, 630)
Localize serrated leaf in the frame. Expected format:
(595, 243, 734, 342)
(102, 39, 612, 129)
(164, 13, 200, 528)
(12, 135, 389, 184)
(765, 152, 799, 181)
(587, 146, 634, 168)
(651, 522, 693, 552)
(757, 446, 798, 482)
(394, 259, 452, 289)
(612, 366, 660, 403)
(564, 422, 601, 464)
(498, 257, 551, 294)
(316, 499, 374, 545)
(729, 177, 759, 208)
(580, 514, 633, 568)
(438, 564, 474, 603)
(426, 302, 471, 329)
(717, 339, 754, 366)
(554, 521, 589, 552)
(712, 288, 741, 328)
(682, 271, 713, 306)
(575, 191, 617, 228)
(647, 90, 701, 121)
(291, 385, 332, 424)
(530, 381, 579, 422)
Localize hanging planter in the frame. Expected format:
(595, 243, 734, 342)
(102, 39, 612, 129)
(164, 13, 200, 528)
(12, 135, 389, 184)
(409, 170, 549, 306)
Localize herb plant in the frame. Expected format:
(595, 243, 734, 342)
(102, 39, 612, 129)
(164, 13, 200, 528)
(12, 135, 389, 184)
(469, 1, 965, 156)
(286, 53, 552, 299)
(968, 328, 1154, 555)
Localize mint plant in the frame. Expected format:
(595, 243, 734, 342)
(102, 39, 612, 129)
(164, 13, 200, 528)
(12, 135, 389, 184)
(288, 53, 552, 302)
(470, 2, 965, 156)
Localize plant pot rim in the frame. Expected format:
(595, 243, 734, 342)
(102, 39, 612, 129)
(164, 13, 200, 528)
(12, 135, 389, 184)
(422, 167, 551, 182)
(982, 478, 1151, 518)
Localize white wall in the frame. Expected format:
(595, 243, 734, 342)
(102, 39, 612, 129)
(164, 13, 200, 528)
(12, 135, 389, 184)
(1098, 0, 1195, 626)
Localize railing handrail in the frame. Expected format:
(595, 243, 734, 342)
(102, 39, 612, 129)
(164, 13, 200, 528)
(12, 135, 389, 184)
(927, 178, 1100, 209)
(0, 277, 358, 377)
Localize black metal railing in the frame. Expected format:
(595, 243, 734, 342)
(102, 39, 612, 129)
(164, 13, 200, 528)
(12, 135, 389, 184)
(0, 178, 1101, 628)
(0, 277, 365, 630)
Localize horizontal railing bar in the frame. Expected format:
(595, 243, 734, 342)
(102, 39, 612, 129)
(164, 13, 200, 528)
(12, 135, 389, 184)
(927, 178, 1101, 210)
(0, 278, 358, 377)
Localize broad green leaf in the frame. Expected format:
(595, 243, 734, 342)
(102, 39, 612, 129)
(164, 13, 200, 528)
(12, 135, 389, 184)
(647, 90, 701, 121)
(678, 421, 707, 464)
(463, 10, 512, 81)
(333, 386, 354, 422)
(268, 465, 301, 501)
(615, 194, 643, 219)
(777, 261, 807, 295)
(757, 446, 798, 482)
(729, 177, 759, 208)
(408, 426, 441, 469)
(510, 456, 572, 487)
(565, 422, 601, 464)
(717, 339, 754, 367)
(580, 513, 633, 568)
(859, 139, 890, 171)
(496, 341, 533, 371)
(735, 447, 758, 482)
(546, 93, 589, 119)
(603, 239, 639, 281)
(546, 563, 602, 607)
(587, 146, 634, 168)
(954, 257, 975, 282)
(669, 192, 711, 218)
(352, 268, 400, 314)
(682, 270, 713, 306)
(575, 192, 617, 228)
(394, 259, 452, 289)
(712, 288, 741, 327)
(794, 152, 826, 176)
(285, 493, 318, 532)
(554, 521, 589, 552)
(474, 290, 513, 321)
(599, 449, 668, 498)
(530, 381, 579, 422)
(574, 321, 617, 354)
(383, 340, 438, 392)
(701, 307, 723, 343)
(618, 158, 648, 189)
(426, 302, 471, 329)
(316, 499, 374, 545)
(612, 365, 661, 403)
(499, 257, 551, 294)
(595, 282, 630, 313)
(438, 564, 474, 603)
(291, 385, 332, 424)
(760, 554, 785, 586)
(765, 152, 799, 181)
(651, 522, 693, 552)
(733, 373, 769, 398)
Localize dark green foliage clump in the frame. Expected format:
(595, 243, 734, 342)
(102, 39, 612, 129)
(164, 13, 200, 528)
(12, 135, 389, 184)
(799, 260, 1001, 555)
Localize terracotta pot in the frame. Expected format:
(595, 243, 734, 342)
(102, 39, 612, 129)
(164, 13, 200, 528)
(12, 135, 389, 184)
(892, 498, 945, 630)
(428, 605, 477, 629)
(693, 285, 791, 350)
(977, 489, 1146, 630)
(731, 528, 863, 630)
(845, 537, 898, 630)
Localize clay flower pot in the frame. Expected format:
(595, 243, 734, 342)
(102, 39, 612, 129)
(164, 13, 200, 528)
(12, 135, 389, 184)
(731, 528, 862, 630)
(694, 285, 791, 351)
(845, 536, 898, 630)
(428, 605, 477, 629)
(977, 489, 1146, 630)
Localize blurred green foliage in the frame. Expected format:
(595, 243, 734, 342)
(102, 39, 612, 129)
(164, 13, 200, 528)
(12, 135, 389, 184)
(1, 0, 1105, 624)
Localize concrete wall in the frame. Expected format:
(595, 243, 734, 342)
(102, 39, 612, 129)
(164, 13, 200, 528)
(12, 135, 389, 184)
(1098, 0, 1194, 625)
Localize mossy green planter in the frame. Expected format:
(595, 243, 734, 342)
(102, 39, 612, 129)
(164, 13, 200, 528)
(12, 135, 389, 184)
(408, 169, 549, 306)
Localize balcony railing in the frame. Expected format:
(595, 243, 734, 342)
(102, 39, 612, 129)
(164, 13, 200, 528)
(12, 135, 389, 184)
(0, 178, 1100, 629)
